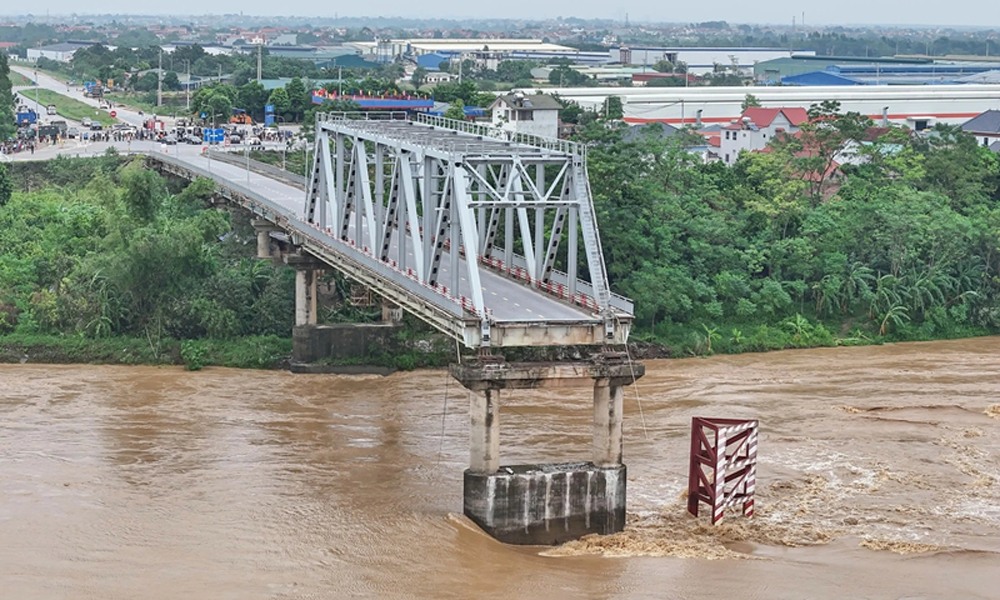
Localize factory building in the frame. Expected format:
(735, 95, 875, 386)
(350, 38, 600, 66)
(610, 47, 815, 76)
(526, 85, 1000, 129)
(26, 41, 99, 63)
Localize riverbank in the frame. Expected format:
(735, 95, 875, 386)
(0, 334, 292, 370)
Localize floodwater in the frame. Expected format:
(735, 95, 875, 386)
(2, 339, 999, 599)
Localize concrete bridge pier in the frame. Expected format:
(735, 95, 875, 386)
(451, 358, 644, 545)
(251, 219, 280, 259)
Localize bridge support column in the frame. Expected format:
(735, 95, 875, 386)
(251, 219, 279, 259)
(294, 269, 318, 326)
(286, 253, 323, 328)
(451, 358, 644, 545)
(381, 301, 403, 324)
(469, 390, 500, 474)
(593, 378, 624, 468)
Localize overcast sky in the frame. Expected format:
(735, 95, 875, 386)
(7, 0, 1000, 28)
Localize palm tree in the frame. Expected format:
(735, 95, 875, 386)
(879, 304, 910, 336)
(702, 324, 721, 354)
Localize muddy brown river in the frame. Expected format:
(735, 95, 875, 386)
(2, 338, 999, 599)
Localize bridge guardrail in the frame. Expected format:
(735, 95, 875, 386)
(205, 149, 307, 189)
(148, 152, 486, 324)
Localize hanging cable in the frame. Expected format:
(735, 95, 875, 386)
(616, 314, 648, 440)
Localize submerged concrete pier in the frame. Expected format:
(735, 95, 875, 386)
(450, 357, 644, 545)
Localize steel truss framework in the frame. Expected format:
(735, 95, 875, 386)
(302, 113, 632, 348)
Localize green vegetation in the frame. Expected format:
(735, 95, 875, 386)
(581, 101, 1000, 356)
(0, 52, 14, 141)
(20, 88, 116, 125)
(0, 153, 297, 368)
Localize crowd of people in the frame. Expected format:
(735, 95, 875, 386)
(1, 138, 36, 156)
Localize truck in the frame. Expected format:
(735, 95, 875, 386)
(38, 125, 61, 139)
(143, 119, 165, 132)
(15, 108, 38, 126)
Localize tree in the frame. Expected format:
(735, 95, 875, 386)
(603, 96, 623, 120)
(742, 94, 762, 110)
(652, 59, 674, 73)
(120, 161, 167, 224)
(134, 71, 159, 93)
(237, 81, 270, 121)
(411, 66, 428, 89)
(267, 87, 291, 116)
(0, 51, 14, 141)
(284, 77, 309, 121)
(162, 71, 181, 91)
(443, 100, 466, 121)
(0, 163, 11, 207)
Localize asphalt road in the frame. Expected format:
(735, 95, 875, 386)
(7, 69, 597, 324)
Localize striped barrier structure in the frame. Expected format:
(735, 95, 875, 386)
(687, 417, 758, 525)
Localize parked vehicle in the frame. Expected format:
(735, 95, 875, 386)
(46, 104, 57, 115)
(185, 134, 202, 145)
(66, 127, 81, 139)
(90, 123, 103, 131)
(81, 117, 92, 127)
(163, 134, 178, 145)
(15, 108, 37, 126)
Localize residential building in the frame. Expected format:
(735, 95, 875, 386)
(961, 110, 1000, 148)
(719, 107, 808, 165)
(490, 93, 562, 139)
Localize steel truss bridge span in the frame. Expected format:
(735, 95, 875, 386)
(155, 113, 633, 348)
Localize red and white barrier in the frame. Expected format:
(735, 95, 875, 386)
(687, 417, 758, 524)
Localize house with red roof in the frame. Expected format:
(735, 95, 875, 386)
(719, 107, 809, 165)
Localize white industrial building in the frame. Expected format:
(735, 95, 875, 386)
(610, 47, 816, 76)
(351, 38, 584, 63)
(525, 85, 1000, 129)
(27, 42, 96, 63)
(490, 92, 562, 140)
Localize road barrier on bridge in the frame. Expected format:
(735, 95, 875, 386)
(687, 417, 758, 525)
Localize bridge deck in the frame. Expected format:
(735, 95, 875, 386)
(180, 151, 598, 324)
(317, 113, 584, 159)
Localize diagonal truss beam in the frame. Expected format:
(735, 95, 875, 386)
(299, 116, 629, 347)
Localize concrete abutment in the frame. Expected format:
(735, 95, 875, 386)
(451, 359, 644, 545)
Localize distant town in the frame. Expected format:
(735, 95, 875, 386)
(2, 16, 1000, 159)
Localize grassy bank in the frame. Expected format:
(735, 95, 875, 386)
(250, 148, 308, 178)
(0, 334, 292, 370)
(104, 92, 190, 116)
(19, 88, 117, 126)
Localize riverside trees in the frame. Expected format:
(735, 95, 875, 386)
(0, 154, 294, 341)
(583, 107, 1000, 353)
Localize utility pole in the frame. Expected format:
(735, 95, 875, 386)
(33, 69, 38, 116)
(338, 66, 343, 95)
(257, 43, 262, 82)
(157, 48, 163, 107)
(185, 59, 190, 110)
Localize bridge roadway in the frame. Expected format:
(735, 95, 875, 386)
(163, 145, 597, 325)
